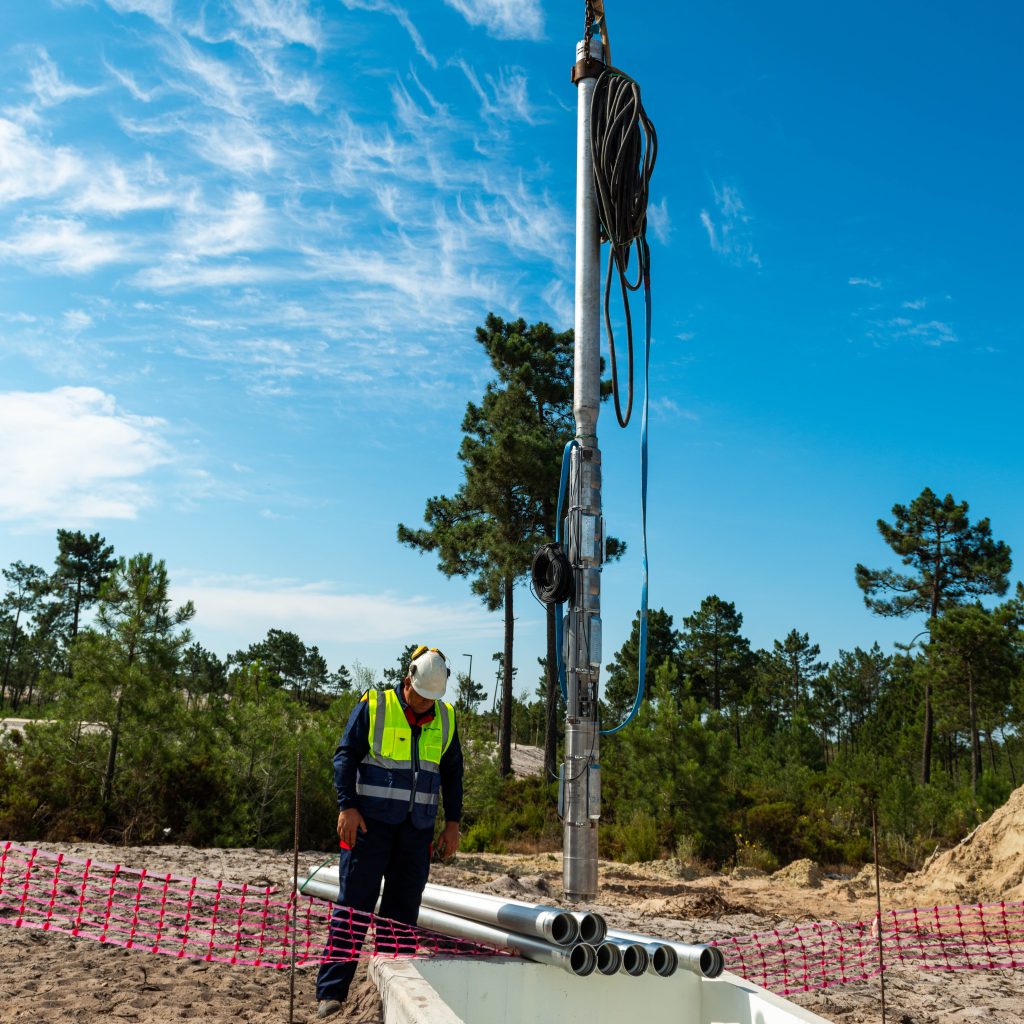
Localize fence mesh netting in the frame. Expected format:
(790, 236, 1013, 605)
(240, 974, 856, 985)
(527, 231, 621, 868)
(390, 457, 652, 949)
(715, 900, 1024, 995)
(0, 843, 504, 969)
(3, 843, 1024, 996)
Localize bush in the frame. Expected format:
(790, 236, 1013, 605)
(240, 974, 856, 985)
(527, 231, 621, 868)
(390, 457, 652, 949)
(612, 809, 660, 864)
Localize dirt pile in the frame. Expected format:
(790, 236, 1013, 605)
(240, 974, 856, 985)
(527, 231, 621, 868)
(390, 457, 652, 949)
(903, 784, 1024, 902)
(772, 858, 823, 888)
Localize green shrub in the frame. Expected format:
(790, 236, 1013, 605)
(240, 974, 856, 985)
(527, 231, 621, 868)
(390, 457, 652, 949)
(616, 809, 660, 864)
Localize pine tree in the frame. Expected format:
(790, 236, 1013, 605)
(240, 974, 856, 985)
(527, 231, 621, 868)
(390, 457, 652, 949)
(68, 554, 194, 810)
(52, 530, 117, 642)
(679, 596, 754, 747)
(855, 487, 1012, 782)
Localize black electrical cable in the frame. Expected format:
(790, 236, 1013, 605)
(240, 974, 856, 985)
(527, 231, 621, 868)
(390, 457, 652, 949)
(590, 67, 657, 428)
(531, 543, 574, 605)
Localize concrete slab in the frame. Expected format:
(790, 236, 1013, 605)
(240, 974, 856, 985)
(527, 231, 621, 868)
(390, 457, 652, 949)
(370, 957, 834, 1024)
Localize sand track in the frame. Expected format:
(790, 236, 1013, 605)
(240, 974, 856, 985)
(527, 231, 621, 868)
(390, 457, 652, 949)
(4, 816, 1024, 1024)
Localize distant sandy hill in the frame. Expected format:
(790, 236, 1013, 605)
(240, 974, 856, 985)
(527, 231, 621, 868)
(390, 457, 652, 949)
(903, 784, 1024, 903)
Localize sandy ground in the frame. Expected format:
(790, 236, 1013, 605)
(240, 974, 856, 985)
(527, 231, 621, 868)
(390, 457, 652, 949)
(3, 834, 1024, 1024)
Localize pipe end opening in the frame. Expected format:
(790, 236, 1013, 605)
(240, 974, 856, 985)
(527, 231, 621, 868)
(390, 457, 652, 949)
(621, 944, 649, 977)
(651, 946, 676, 977)
(570, 942, 597, 977)
(596, 942, 622, 975)
(577, 913, 606, 945)
(550, 913, 579, 947)
(700, 946, 724, 978)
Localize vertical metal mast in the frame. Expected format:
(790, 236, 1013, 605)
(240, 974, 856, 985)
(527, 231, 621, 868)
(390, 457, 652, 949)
(563, 34, 604, 903)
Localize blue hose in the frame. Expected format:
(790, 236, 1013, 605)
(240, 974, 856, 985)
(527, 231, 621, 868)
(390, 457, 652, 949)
(554, 439, 578, 703)
(553, 275, 651, 731)
(600, 274, 650, 736)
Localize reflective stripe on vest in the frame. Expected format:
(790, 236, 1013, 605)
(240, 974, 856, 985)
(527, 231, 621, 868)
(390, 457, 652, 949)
(355, 783, 439, 806)
(361, 688, 455, 770)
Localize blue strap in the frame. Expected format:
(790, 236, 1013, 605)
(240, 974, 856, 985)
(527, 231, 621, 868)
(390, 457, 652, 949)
(554, 439, 578, 702)
(601, 272, 650, 735)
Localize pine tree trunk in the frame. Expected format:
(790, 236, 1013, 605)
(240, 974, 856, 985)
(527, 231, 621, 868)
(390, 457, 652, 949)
(921, 681, 933, 784)
(499, 576, 514, 777)
(101, 692, 125, 809)
(544, 602, 558, 778)
(1, 608, 22, 706)
(968, 669, 980, 794)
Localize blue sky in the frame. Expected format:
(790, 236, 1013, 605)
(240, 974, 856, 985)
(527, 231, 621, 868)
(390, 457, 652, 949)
(1, 1, 1021, 700)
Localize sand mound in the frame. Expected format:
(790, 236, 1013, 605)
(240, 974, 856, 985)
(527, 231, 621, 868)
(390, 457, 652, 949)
(771, 858, 823, 888)
(903, 784, 1024, 902)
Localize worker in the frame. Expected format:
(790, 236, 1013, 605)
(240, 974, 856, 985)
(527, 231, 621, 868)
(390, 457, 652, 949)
(315, 645, 464, 1020)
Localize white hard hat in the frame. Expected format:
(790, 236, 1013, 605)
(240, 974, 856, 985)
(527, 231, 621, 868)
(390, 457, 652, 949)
(408, 646, 449, 700)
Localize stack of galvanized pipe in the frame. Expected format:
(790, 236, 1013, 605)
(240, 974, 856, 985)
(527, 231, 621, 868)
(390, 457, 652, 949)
(297, 868, 724, 980)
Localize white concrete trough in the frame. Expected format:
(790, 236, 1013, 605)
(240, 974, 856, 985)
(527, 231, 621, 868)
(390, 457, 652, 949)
(370, 955, 833, 1024)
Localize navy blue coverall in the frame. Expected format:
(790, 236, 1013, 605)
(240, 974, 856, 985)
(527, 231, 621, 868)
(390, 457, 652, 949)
(315, 685, 463, 1004)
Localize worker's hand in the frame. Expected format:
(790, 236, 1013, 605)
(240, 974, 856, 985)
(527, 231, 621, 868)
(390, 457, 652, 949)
(337, 808, 367, 848)
(435, 820, 460, 861)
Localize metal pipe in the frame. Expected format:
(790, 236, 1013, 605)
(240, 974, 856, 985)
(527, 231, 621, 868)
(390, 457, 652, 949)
(570, 910, 606, 944)
(423, 885, 603, 947)
(308, 873, 588, 949)
(564, 34, 606, 907)
(606, 928, 724, 978)
(297, 875, 342, 902)
(415, 906, 597, 977)
(618, 941, 648, 976)
(417, 884, 579, 947)
(298, 874, 596, 976)
(604, 935, 677, 977)
(595, 940, 622, 975)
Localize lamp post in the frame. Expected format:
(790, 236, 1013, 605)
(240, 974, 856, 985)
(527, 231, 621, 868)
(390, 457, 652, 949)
(462, 653, 473, 710)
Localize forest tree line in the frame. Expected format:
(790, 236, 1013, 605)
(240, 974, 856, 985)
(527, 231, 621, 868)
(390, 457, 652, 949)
(2, 315, 1022, 870)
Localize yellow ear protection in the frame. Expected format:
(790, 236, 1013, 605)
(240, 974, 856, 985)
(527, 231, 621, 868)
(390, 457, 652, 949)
(409, 646, 451, 677)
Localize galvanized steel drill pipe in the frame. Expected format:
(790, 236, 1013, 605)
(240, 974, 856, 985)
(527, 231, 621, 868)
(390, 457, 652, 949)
(561, 0, 657, 904)
(563, 25, 605, 909)
(297, 872, 722, 979)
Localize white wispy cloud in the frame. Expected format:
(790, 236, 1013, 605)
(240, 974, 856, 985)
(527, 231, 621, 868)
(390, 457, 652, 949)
(905, 319, 957, 346)
(0, 216, 134, 274)
(849, 276, 881, 288)
(443, 0, 544, 40)
(63, 309, 94, 331)
(191, 119, 278, 174)
(0, 387, 170, 523)
(0, 118, 83, 203)
(173, 573, 500, 654)
(68, 156, 181, 215)
(453, 60, 536, 124)
(104, 0, 174, 27)
(458, 177, 570, 263)
(28, 50, 101, 107)
(650, 397, 699, 421)
(541, 279, 572, 326)
(162, 36, 252, 118)
(647, 197, 672, 245)
(176, 190, 273, 257)
(330, 113, 421, 190)
(700, 183, 760, 268)
(104, 61, 158, 102)
(339, 0, 438, 68)
(231, 0, 323, 52)
(902, 298, 927, 309)
(132, 260, 284, 290)
(868, 315, 958, 348)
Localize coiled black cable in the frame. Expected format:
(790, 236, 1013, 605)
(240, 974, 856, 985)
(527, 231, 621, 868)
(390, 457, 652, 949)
(590, 68, 657, 427)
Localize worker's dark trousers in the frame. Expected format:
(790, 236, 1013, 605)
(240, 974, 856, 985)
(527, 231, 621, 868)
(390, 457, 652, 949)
(315, 815, 432, 1003)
